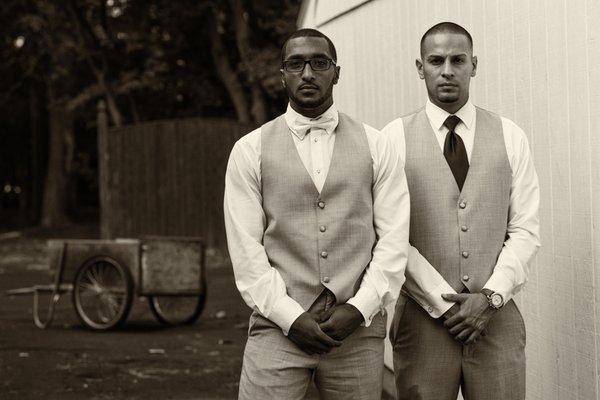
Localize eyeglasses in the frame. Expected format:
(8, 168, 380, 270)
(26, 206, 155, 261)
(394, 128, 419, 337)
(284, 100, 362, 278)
(281, 57, 336, 73)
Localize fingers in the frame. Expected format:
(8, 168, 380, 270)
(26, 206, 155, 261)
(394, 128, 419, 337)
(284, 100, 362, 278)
(454, 327, 474, 342)
(318, 307, 335, 323)
(319, 320, 333, 334)
(448, 321, 467, 335)
(464, 330, 482, 345)
(441, 293, 468, 303)
(292, 336, 331, 355)
(315, 328, 342, 348)
(444, 312, 463, 328)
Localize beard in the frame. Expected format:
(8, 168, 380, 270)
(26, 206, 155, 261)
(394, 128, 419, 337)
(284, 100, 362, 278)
(286, 84, 334, 110)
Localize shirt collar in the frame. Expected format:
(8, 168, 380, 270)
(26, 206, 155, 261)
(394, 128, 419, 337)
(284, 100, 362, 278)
(425, 98, 475, 131)
(284, 103, 339, 140)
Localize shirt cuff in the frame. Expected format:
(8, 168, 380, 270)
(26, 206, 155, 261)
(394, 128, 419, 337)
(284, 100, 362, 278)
(483, 270, 514, 305)
(346, 286, 381, 327)
(267, 296, 306, 336)
(406, 280, 456, 318)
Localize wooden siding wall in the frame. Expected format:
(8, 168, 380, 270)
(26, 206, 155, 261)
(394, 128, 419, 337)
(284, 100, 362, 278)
(301, 0, 600, 398)
(99, 118, 253, 251)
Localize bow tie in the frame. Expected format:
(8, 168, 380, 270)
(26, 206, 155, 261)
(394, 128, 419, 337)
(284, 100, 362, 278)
(292, 116, 337, 139)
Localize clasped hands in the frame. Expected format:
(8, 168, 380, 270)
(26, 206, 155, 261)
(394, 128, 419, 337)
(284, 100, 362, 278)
(287, 304, 364, 355)
(440, 292, 497, 345)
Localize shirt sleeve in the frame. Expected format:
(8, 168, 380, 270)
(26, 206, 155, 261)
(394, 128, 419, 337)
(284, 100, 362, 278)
(346, 124, 409, 325)
(224, 131, 305, 335)
(402, 246, 457, 317)
(483, 119, 541, 303)
(381, 118, 457, 318)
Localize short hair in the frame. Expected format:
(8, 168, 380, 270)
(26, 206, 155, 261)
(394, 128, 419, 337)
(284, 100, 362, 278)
(420, 22, 473, 55)
(281, 28, 337, 64)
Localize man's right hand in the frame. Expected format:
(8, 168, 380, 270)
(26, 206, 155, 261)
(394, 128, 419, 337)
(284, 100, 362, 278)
(288, 312, 342, 355)
(441, 303, 460, 321)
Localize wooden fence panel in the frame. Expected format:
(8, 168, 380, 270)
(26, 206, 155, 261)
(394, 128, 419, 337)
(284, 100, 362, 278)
(99, 116, 254, 251)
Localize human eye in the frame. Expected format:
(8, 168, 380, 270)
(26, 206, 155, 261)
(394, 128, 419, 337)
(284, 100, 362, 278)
(311, 58, 329, 70)
(285, 59, 304, 71)
(428, 57, 443, 65)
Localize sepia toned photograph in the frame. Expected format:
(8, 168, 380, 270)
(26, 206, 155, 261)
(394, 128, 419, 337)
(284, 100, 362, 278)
(1, 1, 598, 399)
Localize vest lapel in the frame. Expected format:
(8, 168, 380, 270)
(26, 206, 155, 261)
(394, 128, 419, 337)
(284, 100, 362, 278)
(319, 117, 345, 198)
(419, 111, 461, 195)
(460, 109, 482, 193)
(281, 121, 321, 196)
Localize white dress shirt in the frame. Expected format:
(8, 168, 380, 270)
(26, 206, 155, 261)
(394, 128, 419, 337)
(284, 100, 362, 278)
(382, 99, 540, 317)
(225, 104, 410, 334)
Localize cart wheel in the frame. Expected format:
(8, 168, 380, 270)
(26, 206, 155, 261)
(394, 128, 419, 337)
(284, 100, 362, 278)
(148, 291, 206, 325)
(72, 256, 133, 330)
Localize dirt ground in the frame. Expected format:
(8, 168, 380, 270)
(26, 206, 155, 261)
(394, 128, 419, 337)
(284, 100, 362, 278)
(0, 229, 392, 400)
(0, 233, 253, 400)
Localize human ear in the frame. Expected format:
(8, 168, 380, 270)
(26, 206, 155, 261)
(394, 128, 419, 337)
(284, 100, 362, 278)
(415, 58, 425, 79)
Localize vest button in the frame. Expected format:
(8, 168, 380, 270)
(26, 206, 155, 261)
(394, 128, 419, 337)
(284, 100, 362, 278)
(462, 251, 469, 258)
(459, 201, 467, 209)
(322, 276, 330, 283)
(319, 225, 327, 232)
(462, 275, 470, 282)
(318, 201, 326, 209)
(461, 225, 468, 232)
(320, 251, 328, 258)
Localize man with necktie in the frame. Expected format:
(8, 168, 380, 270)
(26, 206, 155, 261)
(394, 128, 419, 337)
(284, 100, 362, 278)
(224, 28, 410, 399)
(383, 22, 540, 399)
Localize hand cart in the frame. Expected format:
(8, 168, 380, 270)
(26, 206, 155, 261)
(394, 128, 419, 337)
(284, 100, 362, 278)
(6, 236, 206, 330)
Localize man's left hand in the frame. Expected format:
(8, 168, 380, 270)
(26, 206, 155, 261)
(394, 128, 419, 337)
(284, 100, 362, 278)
(441, 293, 496, 345)
(318, 304, 364, 341)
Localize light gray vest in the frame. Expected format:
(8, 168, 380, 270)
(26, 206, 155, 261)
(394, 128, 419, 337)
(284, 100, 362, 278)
(403, 107, 511, 292)
(261, 113, 375, 310)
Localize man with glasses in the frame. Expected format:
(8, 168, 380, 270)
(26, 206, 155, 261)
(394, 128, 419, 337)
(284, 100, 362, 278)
(384, 22, 540, 399)
(225, 28, 410, 399)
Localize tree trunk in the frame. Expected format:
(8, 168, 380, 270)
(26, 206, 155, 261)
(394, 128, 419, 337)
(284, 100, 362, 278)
(208, 11, 251, 123)
(249, 79, 268, 124)
(232, 0, 268, 124)
(96, 100, 111, 239)
(28, 82, 43, 223)
(102, 85, 123, 127)
(41, 98, 74, 228)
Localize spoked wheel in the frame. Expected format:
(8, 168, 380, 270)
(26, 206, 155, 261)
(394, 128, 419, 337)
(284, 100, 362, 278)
(148, 290, 206, 326)
(72, 256, 133, 330)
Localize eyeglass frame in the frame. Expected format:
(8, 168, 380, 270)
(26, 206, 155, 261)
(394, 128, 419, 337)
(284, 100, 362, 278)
(280, 57, 337, 73)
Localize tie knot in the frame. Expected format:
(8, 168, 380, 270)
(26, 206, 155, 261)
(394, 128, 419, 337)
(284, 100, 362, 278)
(443, 115, 461, 131)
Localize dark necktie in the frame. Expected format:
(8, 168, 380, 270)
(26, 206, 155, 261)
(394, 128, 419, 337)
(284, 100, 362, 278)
(443, 115, 469, 191)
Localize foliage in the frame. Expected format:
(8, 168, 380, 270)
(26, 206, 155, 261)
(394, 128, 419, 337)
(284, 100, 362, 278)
(0, 0, 301, 227)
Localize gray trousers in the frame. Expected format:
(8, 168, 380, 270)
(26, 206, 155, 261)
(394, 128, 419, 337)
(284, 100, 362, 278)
(239, 291, 387, 400)
(390, 295, 526, 400)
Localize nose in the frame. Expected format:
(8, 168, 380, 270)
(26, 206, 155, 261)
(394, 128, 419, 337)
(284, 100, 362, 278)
(301, 62, 315, 80)
(441, 59, 453, 78)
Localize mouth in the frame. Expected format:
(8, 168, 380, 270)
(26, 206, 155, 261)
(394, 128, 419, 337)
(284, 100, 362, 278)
(438, 83, 457, 88)
(299, 85, 319, 91)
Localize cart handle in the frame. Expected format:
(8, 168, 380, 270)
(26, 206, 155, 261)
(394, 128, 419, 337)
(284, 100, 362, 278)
(33, 242, 68, 329)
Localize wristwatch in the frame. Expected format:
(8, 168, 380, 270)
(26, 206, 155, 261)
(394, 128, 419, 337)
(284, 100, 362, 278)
(481, 289, 504, 309)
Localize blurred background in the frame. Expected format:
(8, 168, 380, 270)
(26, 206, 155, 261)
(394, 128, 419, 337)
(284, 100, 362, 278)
(0, 0, 300, 240)
(2, 0, 600, 399)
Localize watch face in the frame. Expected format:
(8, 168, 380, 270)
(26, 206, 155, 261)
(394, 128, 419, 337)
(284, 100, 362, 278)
(490, 293, 503, 308)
